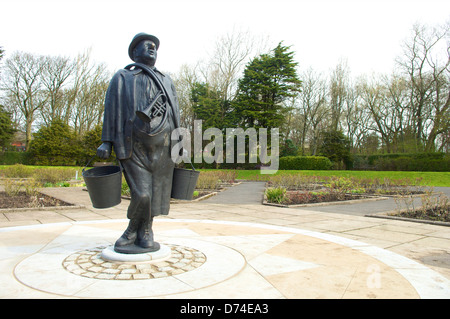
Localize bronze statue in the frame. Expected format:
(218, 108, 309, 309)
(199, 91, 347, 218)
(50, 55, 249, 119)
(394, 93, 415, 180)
(97, 33, 180, 254)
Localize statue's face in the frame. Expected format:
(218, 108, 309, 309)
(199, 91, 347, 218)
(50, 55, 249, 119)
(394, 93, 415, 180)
(133, 40, 157, 66)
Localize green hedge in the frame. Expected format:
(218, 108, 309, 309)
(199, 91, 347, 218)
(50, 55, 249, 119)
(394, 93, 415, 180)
(353, 152, 450, 171)
(279, 156, 332, 170)
(185, 156, 333, 170)
(0, 151, 33, 165)
(191, 160, 262, 170)
(367, 152, 445, 165)
(374, 157, 450, 172)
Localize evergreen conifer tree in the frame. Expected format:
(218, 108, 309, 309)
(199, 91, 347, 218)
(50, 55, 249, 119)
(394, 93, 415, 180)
(235, 42, 301, 130)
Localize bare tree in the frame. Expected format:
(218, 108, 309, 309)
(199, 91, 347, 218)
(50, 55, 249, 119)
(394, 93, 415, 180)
(64, 50, 95, 126)
(342, 81, 371, 152)
(358, 75, 394, 152)
(423, 23, 450, 151)
(381, 74, 413, 152)
(69, 52, 109, 135)
(196, 29, 271, 102)
(1, 51, 47, 150)
(40, 55, 76, 126)
(209, 29, 270, 101)
(296, 68, 328, 154)
(329, 60, 350, 131)
(173, 29, 271, 131)
(172, 63, 199, 130)
(309, 104, 330, 156)
(396, 22, 450, 151)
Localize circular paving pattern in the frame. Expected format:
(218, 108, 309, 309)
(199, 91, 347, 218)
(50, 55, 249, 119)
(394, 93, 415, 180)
(62, 244, 206, 280)
(9, 220, 449, 298)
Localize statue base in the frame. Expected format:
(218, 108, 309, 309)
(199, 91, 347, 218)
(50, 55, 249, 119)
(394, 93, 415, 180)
(114, 241, 160, 254)
(101, 243, 171, 263)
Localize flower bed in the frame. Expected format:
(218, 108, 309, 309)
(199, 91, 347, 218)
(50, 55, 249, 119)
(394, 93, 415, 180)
(264, 175, 449, 223)
(0, 191, 73, 209)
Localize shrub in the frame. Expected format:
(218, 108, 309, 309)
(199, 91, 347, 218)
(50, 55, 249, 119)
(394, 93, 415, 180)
(21, 178, 41, 195)
(32, 167, 76, 184)
(319, 130, 352, 168)
(374, 156, 450, 172)
(3, 177, 40, 196)
(80, 125, 115, 166)
(352, 153, 449, 172)
(121, 179, 130, 196)
(279, 156, 332, 170)
(268, 174, 321, 190)
(280, 139, 298, 157)
(368, 152, 445, 165)
(29, 119, 83, 166)
(195, 171, 220, 189)
(265, 187, 287, 204)
(3, 178, 22, 196)
(0, 164, 34, 178)
(0, 152, 33, 165)
(215, 170, 237, 184)
(324, 176, 365, 195)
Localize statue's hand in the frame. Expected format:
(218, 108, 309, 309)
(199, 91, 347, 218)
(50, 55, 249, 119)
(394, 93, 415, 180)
(97, 142, 112, 159)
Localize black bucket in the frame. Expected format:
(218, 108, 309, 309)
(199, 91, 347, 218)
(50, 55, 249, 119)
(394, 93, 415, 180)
(171, 167, 200, 200)
(82, 165, 122, 209)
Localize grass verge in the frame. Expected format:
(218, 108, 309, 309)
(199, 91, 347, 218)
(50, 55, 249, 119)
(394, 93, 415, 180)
(1, 165, 448, 187)
(225, 170, 450, 187)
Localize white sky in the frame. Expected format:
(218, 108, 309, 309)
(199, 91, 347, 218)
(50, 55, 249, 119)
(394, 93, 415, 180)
(1, 0, 449, 78)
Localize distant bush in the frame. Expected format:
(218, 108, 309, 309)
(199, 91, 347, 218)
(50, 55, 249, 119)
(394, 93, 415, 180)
(29, 119, 83, 166)
(368, 152, 445, 165)
(0, 151, 32, 165)
(279, 156, 332, 170)
(195, 171, 221, 189)
(0, 164, 77, 184)
(319, 130, 352, 169)
(353, 152, 449, 171)
(374, 157, 450, 172)
(80, 124, 115, 166)
(268, 174, 322, 191)
(0, 164, 34, 178)
(32, 167, 77, 184)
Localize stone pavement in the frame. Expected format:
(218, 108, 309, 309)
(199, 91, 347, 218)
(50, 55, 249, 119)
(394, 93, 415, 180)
(201, 181, 266, 204)
(0, 183, 449, 299)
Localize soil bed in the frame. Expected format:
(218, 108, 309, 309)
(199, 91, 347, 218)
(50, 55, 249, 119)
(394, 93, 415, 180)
(284, 191, 367, 205)
(193, 191, 213, 200)
(365, 190, 425, 196)
(276, 190, 449, 223)
(395, 207, 450, 223)
(0, 191, 73, 209)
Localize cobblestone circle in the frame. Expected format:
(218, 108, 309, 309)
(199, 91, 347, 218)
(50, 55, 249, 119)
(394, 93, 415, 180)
(62, 244, 206, 280)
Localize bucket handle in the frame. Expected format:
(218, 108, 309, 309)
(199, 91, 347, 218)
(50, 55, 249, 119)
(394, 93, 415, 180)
(187, 159, 196, 171)
(179, 148, 196, 171)
(83, 155, 123, 172)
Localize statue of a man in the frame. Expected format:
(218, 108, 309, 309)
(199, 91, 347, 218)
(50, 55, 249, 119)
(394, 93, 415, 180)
(96, 33, 180, 254)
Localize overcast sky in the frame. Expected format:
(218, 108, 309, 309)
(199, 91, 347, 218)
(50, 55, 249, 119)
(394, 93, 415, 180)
(1, 0, 449, 78)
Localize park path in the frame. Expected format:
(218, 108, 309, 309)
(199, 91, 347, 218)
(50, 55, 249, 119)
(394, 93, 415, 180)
(202, 181, 450, 217)
(201, 181, 266, 204)
(296, 186, 450, 216)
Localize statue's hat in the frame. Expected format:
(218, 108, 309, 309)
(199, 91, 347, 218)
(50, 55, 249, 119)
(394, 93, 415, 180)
(128, 33, 160, 60)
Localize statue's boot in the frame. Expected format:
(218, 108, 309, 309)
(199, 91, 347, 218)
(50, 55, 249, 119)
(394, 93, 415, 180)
(114, 219, 139, 248)
(136, 218, 160, 251)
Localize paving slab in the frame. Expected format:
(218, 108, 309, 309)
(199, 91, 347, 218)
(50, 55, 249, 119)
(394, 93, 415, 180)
(201, 181, 266, 204)
(2, 219, 449, 299)
(0, 184, 449, 299)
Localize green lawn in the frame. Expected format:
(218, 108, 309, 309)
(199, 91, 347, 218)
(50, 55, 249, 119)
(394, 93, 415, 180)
(211, 169, 450, 187)
(1, 165, 449, 187)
